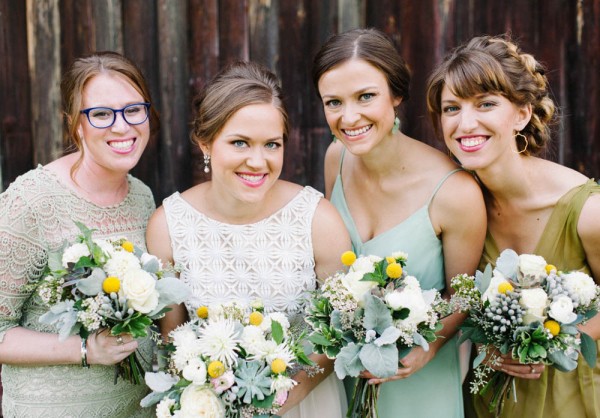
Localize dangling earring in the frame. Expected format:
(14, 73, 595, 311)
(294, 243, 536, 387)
(392, 115, 400, 134)
(331, 133, 338, 143)
(513, 132, 529, 154)
(203, 154, 211, 173)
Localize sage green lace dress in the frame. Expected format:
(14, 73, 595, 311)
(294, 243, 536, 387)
(0, 166, 156, 418)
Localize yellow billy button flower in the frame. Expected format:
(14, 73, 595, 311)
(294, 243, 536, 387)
(102, 277, 120, 293)
(249, 311, 264, 326)
(271, 358, 287, 374)
(497, 282, 514, 294)
(544, 320, 560, 336)
(208, 360, 225, 378)
(341, 251, 357, 266)
(545, 264, 557, 275)
(385, 256, 395, 264)
(386, 262, 403, 279)
(196, 306, 209, 319)
(121, 241, 135, 253)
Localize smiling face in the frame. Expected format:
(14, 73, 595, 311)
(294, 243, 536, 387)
(77, 72, 150, 176)
(317, 59, 401, 155)
(200, 103, 285, 206)
(440, 86, 531, 171)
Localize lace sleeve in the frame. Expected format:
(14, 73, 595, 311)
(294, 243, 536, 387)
(0, 179, 47, 342)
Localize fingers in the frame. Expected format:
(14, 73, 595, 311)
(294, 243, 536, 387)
(499, 360, 545, 379)
(86, 331, 138, 366)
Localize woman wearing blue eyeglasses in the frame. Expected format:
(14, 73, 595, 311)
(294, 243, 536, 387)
(0, 51, 156, 417)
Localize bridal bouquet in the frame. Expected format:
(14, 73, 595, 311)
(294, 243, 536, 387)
(305, 251, 449, 418)
(141, 300, 319, 418)
(36, 222, 189, 384)
(451, 249, 600, 416)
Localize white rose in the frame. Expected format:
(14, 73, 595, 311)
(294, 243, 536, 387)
(518, 254, 548, 283)
(548, 295, 578, 324)
(156, 398, 176, 418)
(386, 287, 430, 327)
(520, 288, 548, 325)
(179, 385, 224, 418)
(62, 243, 90, 268)
(351, 255, 382, 274)
(482, 271, 510, 303)
(341, 271, 379, 306)
(104, 251, 141, 278)
(121, 269, 159, 313)
(562, 271, 598, 307)
(182, 357, 207, 385)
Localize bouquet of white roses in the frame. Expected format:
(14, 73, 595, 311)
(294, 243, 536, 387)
(305, 251, 449, 418)
(36, 222, 189, 384)
(451, 249, 600, 416)
(141, 300, 320, 418)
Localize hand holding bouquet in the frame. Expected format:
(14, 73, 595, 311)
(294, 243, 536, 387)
(36, 222, 189, 384)
(142, 300, 319, 418)
(451, 249, 600, 416)
(305, 251, 449, 418)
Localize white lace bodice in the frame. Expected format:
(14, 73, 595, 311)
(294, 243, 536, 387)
(163, 186, 322, 317)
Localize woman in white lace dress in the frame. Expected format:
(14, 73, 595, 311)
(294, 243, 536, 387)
(0, 52, 156, 417)
(146, 61, 350, 417)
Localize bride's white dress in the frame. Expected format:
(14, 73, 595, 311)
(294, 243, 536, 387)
(163, 186, 347, 418)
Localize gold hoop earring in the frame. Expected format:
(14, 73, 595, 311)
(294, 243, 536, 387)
(514, 132, 529, 154)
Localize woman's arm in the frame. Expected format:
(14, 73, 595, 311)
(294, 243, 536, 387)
(145, 206, 189, 339)
(323, 141, 345, 200)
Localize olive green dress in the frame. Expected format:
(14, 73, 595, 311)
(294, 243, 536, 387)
(470, 179, 600, 418)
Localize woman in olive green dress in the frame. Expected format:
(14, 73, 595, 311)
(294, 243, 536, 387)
(427, 34, 600, 418)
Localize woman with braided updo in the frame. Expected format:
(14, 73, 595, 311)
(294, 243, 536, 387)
(427, 35, 600, 418)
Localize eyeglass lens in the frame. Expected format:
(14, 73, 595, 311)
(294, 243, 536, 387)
(88, 104, 149, 128)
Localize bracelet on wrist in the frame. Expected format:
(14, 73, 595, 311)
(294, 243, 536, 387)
(80, 337, 90, 368)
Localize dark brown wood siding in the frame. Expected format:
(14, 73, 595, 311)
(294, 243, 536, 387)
(2, 0, 599, 202)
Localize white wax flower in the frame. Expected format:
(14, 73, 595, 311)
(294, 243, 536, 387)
(548, 295, 577, 324)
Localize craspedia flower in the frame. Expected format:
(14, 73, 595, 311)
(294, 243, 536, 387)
(102, 277, 120, 293)
(386, 262, 403, 279)
(386, 256, 395, 264)
(497, 282, 514, 294)
(544, 320, 560, 336)
(545, 264, 557, 275)
(208, 360, 225, 378)
(341, 251, 357, 266)
(271, 358, 287, 374)
(197, 306, 209, 319)
(121, 241, 135, 253)
(249, 311, 263, 326)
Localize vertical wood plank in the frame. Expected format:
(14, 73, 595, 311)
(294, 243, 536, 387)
(59, 0, 94, 71)
(249, 0, 280, 70)
(123, 0, 161, 199)
(0, 0, 33, 191)
(188, 0, 219, 186)
(26, 0, 62, 165)
(156, 0, 191, 200)
(219, 0, 249, 66)
(91, 0, 123, 53)
(338, 0, 365, 32)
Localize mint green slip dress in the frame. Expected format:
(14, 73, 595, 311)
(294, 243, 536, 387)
(330, 152, 464, 418)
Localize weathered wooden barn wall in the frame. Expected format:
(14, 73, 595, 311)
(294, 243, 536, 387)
(1, 0, 598, 202)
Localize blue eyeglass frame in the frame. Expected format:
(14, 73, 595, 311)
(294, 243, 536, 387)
(80, 102, 151, 128)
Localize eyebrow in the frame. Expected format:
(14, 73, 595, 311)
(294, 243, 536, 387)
(321, 85, 380, 100)
(225, 133, 284, 142)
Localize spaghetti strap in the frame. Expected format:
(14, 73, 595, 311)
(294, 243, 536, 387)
(338, 147, 346, 175)
(426, 168, 463, 207)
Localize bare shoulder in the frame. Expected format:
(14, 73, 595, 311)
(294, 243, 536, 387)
(146, 205, 173, 263)
(434, 169, 484, 213)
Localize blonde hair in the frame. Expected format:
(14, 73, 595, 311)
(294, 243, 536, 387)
(426, 35, 556, 155)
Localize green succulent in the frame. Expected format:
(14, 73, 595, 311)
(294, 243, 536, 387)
(234, 360, 272, 404)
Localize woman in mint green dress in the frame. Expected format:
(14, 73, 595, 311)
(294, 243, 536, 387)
(312, 28, 487, 417)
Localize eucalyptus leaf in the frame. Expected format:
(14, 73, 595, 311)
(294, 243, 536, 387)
(76, 272, 104, 295)
(548, 350, 578, 372)
(359, 343, 398, 378)
(473, 349, 487, 368)
(580, 332, 597, 368)
(142, 258, 160, 274)
(144, 371, 179, 392)
(155, 276, 190, 306)
(412, 332, 430, 351)
(374, 326, 401, 346)
(47, 251, 64, 272)
(334, 343, 363, 379)
(363, 294, 392, 334)
(495, 249, 519, 280)
(475, 264, 493, 294)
